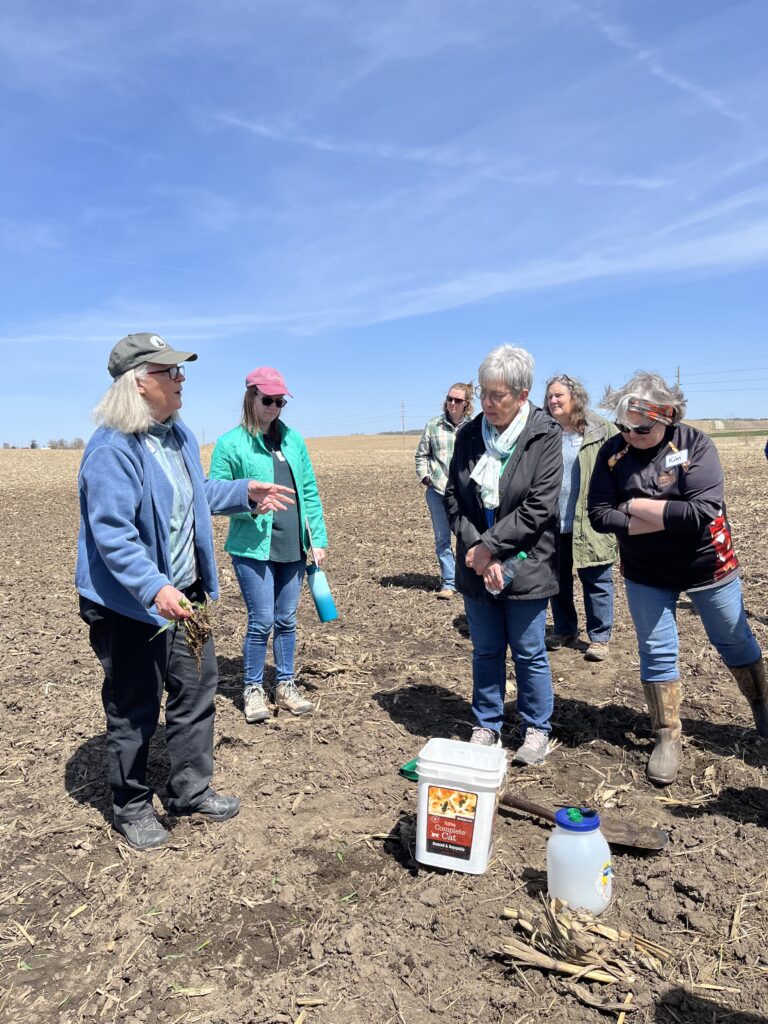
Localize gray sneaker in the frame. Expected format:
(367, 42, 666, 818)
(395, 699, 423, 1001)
(244, 684, 271, 723)
(585, 641, 610, 662)
(275, 680, 314, 716)
(512, 728, 550, 765)
(469, 726, 502, 747)
(114, 813, 169, 851)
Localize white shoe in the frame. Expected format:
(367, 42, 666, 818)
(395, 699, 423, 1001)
(243, 684, 270, 723)
(512, 728, 550, 765)
(275, 680, 314, 716)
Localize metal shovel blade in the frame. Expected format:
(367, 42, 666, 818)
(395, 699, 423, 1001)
(499, 791, 669, 853)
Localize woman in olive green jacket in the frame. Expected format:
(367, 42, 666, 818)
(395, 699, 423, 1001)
(210, 367, 328, 724)
(545, 375, 618, 661)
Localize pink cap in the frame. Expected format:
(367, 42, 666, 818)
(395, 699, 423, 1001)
(245, 366, 292, 396)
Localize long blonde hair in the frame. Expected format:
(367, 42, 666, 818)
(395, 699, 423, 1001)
(92, 365, 163, 434)
(241, 387, 284, 442)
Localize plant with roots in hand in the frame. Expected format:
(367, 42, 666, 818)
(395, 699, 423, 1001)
(151, 598, 212, 672)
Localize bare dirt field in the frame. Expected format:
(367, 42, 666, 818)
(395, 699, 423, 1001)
(1, 434, 767, 1024)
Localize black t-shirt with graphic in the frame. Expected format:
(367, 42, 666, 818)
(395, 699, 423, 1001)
(587, 423, 739, 591)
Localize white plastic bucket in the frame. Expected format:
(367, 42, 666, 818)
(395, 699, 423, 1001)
(415, 738, 507, 874)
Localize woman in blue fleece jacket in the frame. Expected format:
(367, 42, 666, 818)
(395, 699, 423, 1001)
(76, 333, 293, 851)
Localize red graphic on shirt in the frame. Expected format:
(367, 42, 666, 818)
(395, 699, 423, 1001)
(709, 513, 739, 580)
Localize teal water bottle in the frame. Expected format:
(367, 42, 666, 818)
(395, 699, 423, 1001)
(306, 564, 339, 622)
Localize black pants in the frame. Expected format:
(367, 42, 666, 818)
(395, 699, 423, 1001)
(80, 582, 218, 825)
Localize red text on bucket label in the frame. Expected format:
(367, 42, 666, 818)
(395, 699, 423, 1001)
(426, 786, 478, 861)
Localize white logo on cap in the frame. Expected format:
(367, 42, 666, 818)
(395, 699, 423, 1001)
(149, 335, 166, 349)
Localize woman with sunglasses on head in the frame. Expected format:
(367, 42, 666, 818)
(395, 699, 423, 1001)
(415, 382, 474, 599)
(544, 374, 618, 662)
(588, 372, 765, 785)
(445, 345, 562, 765)
(76, 335, 294, 851)
(210, 367, 328, 725)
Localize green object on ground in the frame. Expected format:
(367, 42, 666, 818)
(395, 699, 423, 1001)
(399, 758, 419, 782)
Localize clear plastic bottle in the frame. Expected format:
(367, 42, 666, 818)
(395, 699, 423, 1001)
(485, 551, 528, 595)
(546, 807, 612, 915)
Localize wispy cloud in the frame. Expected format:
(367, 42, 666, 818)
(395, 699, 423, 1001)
(574, 1, 747, 127)
(4, 217, 768, 346)
(0, 216, 63, 252)
(216, 112, 669, 190)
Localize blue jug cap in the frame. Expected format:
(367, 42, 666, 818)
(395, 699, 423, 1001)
(554, 807, 601, 832)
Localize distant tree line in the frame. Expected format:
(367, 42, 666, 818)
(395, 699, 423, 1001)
(2, 438, 86, 450)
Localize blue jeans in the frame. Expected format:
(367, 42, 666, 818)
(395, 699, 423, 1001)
(231, 557, 306, 686)
(550, 532, 614, 642)
(624, 575, 761, 682)
(425, 486, 456, 591)
(463, 595, 553, 736)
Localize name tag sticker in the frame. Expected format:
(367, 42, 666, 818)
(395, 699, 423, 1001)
(275, 452, 286, 462)
(665, 450, 688, 468)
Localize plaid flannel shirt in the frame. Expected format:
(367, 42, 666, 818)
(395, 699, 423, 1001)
(415, 413, 469, 495)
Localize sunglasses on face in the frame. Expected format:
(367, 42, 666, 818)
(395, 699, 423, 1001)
(446, 396, 466, 404)
(146, 365, 185, 381)
(257, 394, 287, 408)
(616, 421, 655, 435)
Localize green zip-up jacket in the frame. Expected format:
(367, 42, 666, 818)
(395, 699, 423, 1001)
(210, 423, 328, 560)
(571, 411, 618, 569)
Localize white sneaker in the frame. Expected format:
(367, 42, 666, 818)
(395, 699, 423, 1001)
(512, 728, 550, 765)
(470, 726, 502, 747)
(275, 680, 314, 716)
(243, 684, 270, 723)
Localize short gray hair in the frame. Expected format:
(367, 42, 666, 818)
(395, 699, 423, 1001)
(92, 364, 159, 434)
(601, 371, 686, 423)
(478, 345, 534, 395)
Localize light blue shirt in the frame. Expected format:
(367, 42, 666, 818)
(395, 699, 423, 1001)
(559, 431, 581, 532)
(146, 421, 197, 589)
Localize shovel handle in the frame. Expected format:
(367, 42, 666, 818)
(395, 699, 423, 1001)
(499, 791, 557, 825)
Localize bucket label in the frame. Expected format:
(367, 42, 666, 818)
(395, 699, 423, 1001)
(426, 786, 478, 860)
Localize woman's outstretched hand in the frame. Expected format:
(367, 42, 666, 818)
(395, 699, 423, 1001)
(248, 480, 296, 512)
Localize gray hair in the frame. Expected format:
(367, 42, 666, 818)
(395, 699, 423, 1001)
(478, 345, 534, 395)
(92, 364, 163, 434)
(545, 374, 590, 434)
(600, 371, 686, 423)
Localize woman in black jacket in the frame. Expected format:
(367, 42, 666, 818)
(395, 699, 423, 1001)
(445, 345, 562, 764)
(588, 372, 765, 785)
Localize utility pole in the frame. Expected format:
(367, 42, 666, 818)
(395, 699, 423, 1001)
(676, 366, 680, 388)
(401, 401, 406, 448)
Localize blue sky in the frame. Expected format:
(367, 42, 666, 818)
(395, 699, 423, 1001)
(1, 0, 766, 446)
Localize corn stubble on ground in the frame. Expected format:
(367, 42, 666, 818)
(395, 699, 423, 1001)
(0, 435, 767, 1024)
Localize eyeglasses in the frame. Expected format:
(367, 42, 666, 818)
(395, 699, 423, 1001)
(446, 396, 466, 405)
(146, 365, 185, 381)
(257, 394, 287, 408)
(475, 386, 514, 404)
(616, 421, 655, 435)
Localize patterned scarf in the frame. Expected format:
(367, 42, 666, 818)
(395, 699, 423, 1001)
(470, 402, 530, 510)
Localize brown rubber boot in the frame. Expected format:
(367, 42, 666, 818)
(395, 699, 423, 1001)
(726, 658, 768, 738)
(642, 680, 683, 786)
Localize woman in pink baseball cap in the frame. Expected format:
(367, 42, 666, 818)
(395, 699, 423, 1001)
(210, 367, 329, 724)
